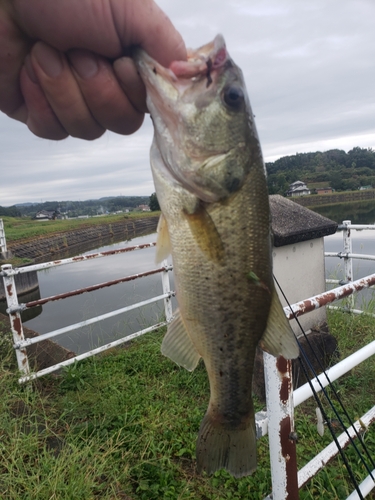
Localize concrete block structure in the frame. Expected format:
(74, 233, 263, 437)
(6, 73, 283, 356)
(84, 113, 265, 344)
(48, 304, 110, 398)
(270, 195, 337, 335)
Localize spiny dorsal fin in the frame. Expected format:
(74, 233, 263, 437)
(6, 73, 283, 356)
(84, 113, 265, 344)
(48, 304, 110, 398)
(184, 204, 224, 264)
(161, 310, 201, 371)
(155, 213, 171, 263)
(259, 286, 299, 359)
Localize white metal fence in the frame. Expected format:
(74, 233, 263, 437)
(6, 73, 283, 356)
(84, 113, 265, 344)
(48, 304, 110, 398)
(1, 221, 374, 499)
(0, 242, 174, 383)
(0, 218, 7, 255)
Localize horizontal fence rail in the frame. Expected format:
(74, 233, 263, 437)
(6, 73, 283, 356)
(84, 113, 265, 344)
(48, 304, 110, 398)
(15, 293, 173, 350)
(0, 241, 157, 276)
(298, 405, 375, 492)
(23, 266, 172, 310)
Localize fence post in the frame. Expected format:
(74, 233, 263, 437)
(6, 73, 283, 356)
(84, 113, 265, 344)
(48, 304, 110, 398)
(0, 218, 7, 255)
(264, 352, 299, 500)
(342, 220, 353, 283)
(1, 264, 30, 376)
(161, 259, 173, 322)
(342, 220, 354, 309)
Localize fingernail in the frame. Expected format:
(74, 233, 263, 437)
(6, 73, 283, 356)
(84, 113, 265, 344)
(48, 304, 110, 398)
(24, 55, 38, 83)
(34, 42, 63, 78)
(68, 50, 98, 79)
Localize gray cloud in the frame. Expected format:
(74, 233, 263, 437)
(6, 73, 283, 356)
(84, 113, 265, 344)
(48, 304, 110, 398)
(1, 0, 374, 205)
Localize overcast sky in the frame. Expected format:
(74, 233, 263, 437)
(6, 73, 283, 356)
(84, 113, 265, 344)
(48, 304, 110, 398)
(1, 0, 374, 206)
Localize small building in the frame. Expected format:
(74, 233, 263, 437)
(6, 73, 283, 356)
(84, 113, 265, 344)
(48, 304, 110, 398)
(286, 180, 310, 197)
(137, 205, 151, 212)
(270, 194, 337, 334)
(34, 210, 61, 220)
(359, 185, 373, 191)
(316, 187, 333, 195)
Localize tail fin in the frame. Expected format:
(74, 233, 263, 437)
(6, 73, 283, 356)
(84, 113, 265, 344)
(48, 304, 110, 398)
(196, 412, 257, 478)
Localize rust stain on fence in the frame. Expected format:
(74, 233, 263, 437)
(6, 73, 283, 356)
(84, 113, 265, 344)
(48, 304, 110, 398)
(280, 415, 299, 499)
(25, 266, 166, 308)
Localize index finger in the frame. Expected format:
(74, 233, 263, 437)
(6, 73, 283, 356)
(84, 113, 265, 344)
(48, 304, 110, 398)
(110, 0, 187, 67)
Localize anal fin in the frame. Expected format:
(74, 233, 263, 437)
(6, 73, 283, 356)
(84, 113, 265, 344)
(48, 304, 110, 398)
(259, 286, 299, 359)
(161, 310, 201, 371)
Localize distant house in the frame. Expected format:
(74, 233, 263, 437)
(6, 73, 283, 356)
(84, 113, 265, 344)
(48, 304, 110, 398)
(34, 210, 61, 220)
(359, 185, 373, 191)
(286, 181, 310, 197)
(316, 187, 333, 195)
(137, 204, 151, 212)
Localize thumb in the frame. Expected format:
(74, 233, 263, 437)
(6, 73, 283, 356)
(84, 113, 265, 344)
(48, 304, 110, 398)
(113, 56, 148, 114)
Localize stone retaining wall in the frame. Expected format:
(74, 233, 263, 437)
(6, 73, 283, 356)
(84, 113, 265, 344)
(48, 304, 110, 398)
(8, 216, 159, 262)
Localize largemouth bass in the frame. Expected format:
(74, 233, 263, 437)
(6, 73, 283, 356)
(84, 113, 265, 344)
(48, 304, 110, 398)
(135, 35, 299, 478)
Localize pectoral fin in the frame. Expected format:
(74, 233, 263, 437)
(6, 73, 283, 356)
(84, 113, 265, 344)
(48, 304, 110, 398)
(259, 286, 299, 359)
(161, 310, 201, 371)
(155, 213, 171, 263)
(184, 204, 224, 264)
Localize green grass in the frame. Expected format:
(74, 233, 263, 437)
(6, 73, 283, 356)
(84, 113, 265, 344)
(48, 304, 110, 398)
(1, 212, 159, 243)
(0, 310, 374, 499)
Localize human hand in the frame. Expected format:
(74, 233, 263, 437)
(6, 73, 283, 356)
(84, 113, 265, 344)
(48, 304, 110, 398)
(0, 0, 186, 140)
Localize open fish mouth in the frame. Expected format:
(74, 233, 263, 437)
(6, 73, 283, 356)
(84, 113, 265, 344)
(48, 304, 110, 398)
(134, 35, 230, 108)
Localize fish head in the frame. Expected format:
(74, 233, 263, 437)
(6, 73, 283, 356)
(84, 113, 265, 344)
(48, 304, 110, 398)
(135, 35, 264, 203)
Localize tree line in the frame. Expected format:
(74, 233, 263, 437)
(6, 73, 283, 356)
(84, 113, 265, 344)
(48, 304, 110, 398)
(266, 147, 375, 195)
(0, 196, 151, 218)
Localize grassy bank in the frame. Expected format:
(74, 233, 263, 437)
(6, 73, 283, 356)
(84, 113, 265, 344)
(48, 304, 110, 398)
(1, 212, 159, 243)
(0, 309, 374, 499)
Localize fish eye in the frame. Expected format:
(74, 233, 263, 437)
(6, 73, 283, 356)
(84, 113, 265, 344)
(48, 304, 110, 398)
(223, 86, 244, 109)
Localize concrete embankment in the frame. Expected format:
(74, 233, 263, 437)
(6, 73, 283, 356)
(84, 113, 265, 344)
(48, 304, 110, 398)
(7, 215, 159, 263)
(0, 270, 39, 302)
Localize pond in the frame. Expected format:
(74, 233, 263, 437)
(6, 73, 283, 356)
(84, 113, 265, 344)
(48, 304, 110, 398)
(24, 232, 175, 354)
(311, 199, 375, 224)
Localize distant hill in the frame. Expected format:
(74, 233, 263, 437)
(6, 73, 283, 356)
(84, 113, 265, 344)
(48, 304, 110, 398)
(266, 147, 375, 195)
(0, 205, 21, 217)
(3, 196, 151, 218)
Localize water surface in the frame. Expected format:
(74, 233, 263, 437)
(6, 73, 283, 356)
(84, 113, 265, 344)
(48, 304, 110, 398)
(25, 233, 174, 354)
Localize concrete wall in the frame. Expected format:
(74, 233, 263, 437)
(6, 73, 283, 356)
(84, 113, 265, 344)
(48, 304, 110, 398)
(272, 238, 326, 335)
(0, 270, 39, 301)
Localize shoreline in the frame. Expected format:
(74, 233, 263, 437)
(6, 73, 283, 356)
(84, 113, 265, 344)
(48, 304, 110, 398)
(6, 215, 159, 263)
